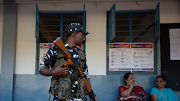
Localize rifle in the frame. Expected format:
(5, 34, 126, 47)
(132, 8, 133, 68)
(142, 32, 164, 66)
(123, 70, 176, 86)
(53, 37, 96, 101)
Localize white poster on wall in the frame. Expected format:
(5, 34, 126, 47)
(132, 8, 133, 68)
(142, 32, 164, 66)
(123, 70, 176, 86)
(131, 43, 154, 71)
(109, 43, 154, 71)
(39, 43, 54, 63)
(109, 43, 131, 71)
(169, 28, 180, 60)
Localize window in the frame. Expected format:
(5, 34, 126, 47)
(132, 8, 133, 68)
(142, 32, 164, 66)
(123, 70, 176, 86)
(35, 4, 86, 73)
(107, 3, 160, 75)
(39, 13, 85, 42)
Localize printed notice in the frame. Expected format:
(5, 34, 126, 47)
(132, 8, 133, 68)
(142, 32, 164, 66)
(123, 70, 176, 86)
(131, 44, 154, 71)
(109, 43, 154, 71)
(109, 43, 131, 71)
(169, 28, 180, 60)
(39, 43, 54, 64)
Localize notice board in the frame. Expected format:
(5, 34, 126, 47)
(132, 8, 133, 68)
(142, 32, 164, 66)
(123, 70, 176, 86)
(160, 23, 180, 91)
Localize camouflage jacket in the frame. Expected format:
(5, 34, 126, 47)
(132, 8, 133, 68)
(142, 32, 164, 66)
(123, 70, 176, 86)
(39, 42, 90, 95)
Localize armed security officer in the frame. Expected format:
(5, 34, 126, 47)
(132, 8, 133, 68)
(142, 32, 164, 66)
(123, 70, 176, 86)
(39, 23, 98, 101)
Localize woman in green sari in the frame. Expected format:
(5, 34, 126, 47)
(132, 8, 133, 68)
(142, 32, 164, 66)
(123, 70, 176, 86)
(150, 75, 178, 101)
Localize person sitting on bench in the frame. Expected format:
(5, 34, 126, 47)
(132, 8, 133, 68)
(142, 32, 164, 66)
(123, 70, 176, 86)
(118, 72, 147, 101)
(150, 75, 178, 101)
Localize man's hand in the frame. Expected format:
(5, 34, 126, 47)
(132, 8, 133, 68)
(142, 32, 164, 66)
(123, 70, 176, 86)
(52, 64, 69, 76)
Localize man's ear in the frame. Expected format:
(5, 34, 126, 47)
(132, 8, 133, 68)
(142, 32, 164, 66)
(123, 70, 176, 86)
(72, 32, 76, 38)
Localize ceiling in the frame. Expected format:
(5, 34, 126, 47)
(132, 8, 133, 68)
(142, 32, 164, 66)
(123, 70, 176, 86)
(0, 0, 178, 3)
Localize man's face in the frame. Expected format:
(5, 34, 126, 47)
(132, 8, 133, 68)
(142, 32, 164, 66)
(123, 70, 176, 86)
(75, 32, 85, 46)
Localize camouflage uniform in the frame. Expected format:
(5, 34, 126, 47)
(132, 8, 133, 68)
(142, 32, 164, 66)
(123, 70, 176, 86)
(39, 42, 90, 101)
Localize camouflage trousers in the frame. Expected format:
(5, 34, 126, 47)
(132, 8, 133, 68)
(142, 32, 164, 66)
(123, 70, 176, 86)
(53, 96, 88, 101)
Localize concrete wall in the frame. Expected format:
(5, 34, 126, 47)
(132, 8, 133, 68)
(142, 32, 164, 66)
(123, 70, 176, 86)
(12, 75, 157, 101)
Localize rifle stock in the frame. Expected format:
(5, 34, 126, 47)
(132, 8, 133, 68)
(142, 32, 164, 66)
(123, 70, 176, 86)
(54, 37, 96, 101)
(54, 38, 72, 60)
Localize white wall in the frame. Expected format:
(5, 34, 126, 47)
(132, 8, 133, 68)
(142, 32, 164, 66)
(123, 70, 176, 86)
(0, 4, 4, 74)
(160, 1, 180, 23)
(86, 3, 107, 75)
(15, 1, 180, 74)
(15, 4, 36, 74)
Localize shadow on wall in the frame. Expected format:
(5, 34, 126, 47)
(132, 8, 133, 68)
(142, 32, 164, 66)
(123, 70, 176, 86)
(0, 74, 161, 101)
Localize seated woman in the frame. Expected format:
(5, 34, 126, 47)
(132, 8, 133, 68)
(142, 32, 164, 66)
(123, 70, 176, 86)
(118, 72, 147, 101)
(150, 75, 178, 101)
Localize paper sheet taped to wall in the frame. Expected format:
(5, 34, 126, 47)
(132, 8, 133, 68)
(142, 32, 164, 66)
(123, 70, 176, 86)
(169, 28, 180, 60)
(109, 43, 154, 71)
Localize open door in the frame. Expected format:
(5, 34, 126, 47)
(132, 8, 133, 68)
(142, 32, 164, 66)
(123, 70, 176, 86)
(154, 2, 160, 42)
(154, 2, 160, 75)
(35, 4, 40, 40)
(108, 4, 116, 42)
(35, 4, 40, 73)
